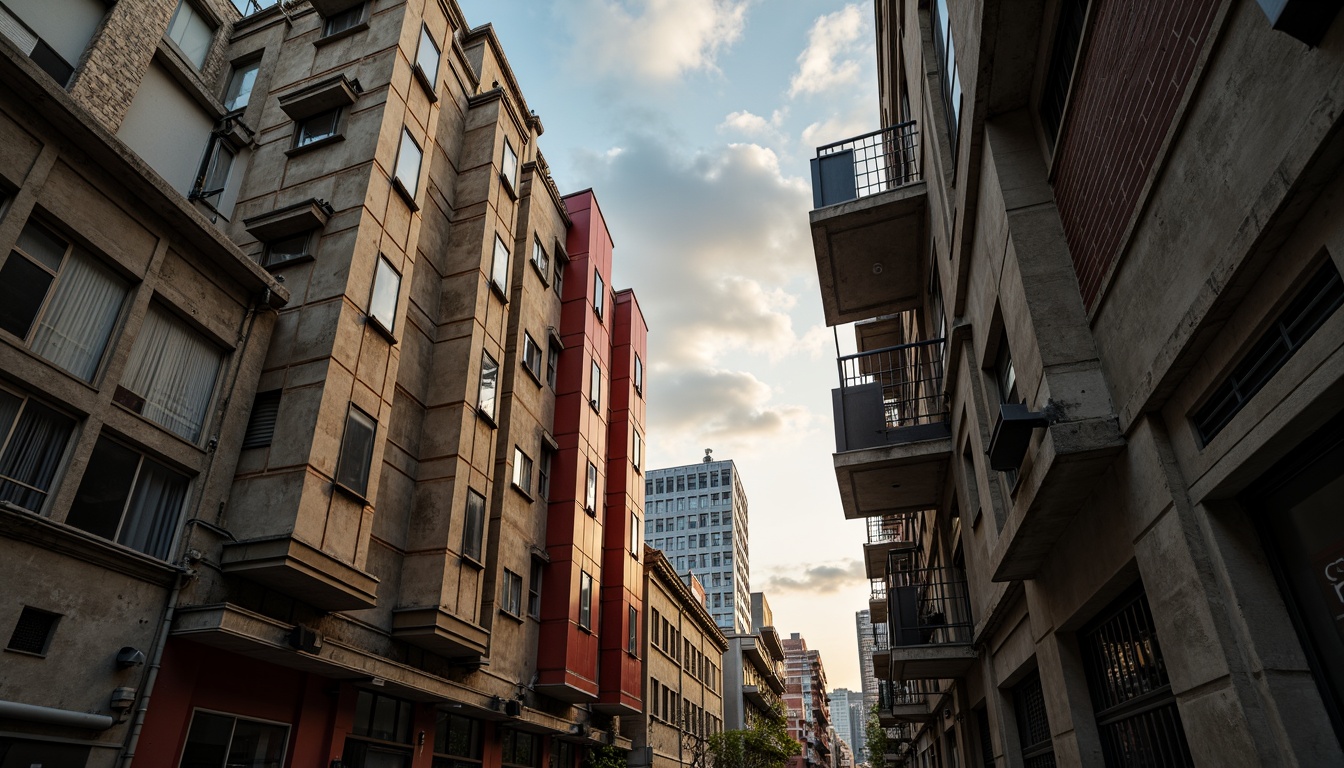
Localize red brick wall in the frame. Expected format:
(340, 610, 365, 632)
(1052, 0, 1220, 310)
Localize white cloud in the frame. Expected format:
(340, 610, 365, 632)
(567, 0, 750, 82)
(761, 560, 866, 593)
(789, 4, 867, 98)
(719, 109, 788, 143)
(650, 368, 811, 443)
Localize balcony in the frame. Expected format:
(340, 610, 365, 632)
(877, 679, 938, 725)
(810, 122, 927, 326)
(863, 511, 922, 579)
(833, 340, 952, 519)
(870, 577, 888, 624)
(886, 566, 976, 679)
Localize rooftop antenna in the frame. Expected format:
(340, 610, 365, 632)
(703, 448, 712, 463)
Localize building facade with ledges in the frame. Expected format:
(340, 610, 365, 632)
(809, 0, 1344, 766)
(0, 1, 649, 766)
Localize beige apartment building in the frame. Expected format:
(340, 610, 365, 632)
(0, 1, 648, 767)
(626, 546, 727, 768)
(809, 0, 1344, 767)
(722, 592, 787, 732)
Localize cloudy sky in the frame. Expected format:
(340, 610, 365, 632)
(456, 0, 877, 691)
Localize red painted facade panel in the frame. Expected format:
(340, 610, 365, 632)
(1051, 0, 1220, 310)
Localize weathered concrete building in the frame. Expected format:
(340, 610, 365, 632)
(0, 1, 648, 766)
(625, 546, 727, 768)
(722, 591, 787, 732)
(809, 0, 1344, 766)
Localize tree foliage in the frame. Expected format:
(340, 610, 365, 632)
(864, 705, 889, 767)
(584, 744, 628, 768)
(708, 708, 800, 768)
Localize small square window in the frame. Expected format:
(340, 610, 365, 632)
(335, 405, 376, 497)
(5, 606, 60, 656)
(593, 270, 605, 319)
(394, 129, 423, 201)
(263, 232, 312, 268)
(585, 461, 598, 515)
(223, 59, 260, 112)
(296, 109, 341, 147)
(502, 139, 519, 190)
(463, 488, 485, 562)
(369, 255, 401, 336)
(478, 351, 498, 421)
(323, 3, 367, 37)
(512, 446, 534, 496)
(415, 24, 441, 87)
(522, 332, 542, 380)
(490, 235, 510, 296)
(167, 0, 215, 69)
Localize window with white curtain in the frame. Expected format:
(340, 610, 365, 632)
(116, 305, 223, 442)
(0, 220, 128, 382)
(0, 387, 76, 513)
(66, 434, 190, 560)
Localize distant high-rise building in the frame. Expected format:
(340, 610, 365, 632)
(644, 452, 750, 632)
(723, 592, 787, 730)
(855, 610, 881, 712)
(783, 632, 832, 768)
(829, 688, 864, 765)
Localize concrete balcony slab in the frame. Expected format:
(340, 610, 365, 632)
(835, 437, 952, 519)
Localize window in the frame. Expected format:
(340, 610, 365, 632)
(66, 435, 190, 560)
(593, 270, 605, 319)
(688, 474, 697, 490)
(676, 476, 685, 492)
(393, 129, 423, 200)
(632, 430, 643, 471)
(490, 235, 510, 296)
(698, 472, 707, 487)
(531, 237, 549, 278)
(538, 446, 553, 502)
(628, 605, 638, 653)
(116, 305, 223, 442)
(477, 351, 498, 420)
(501, 569, 523, 617)
(932, 0, 962, 151)
(180, 711, 289, 768)
(512, 447, 533, 496)
(633, 352, 644, 395)
(414, 25, 441, 87)
(0, 220, 129, 382)
(578, 570, 593, 630)
(1194, 261, 1343, 444)
(1040, 0, 1090, 148)
(590, 360, 601, 411)
(323, 3, 368, 37)
(546, 337, 561, 389)
(241, 390, 281, 449)
(585, 461, 598, 514)
(462, 489, 485, 562)
(262, 232, 312, 268)
(369, 256, 401, 335)
(553, 256, 565, 298)
(6, 606, 60, 656)
(0, 5, 78, 85)
(501, 729, 539, 768)
(335, 405, 376, 496)
(1080, 586, 1191, 767)
(193, 138, 235, 203)
(720, 469, 730, 485)
(167, 0, 215, 69)
(710, 472, 719, 487)
(522, 332, 542, 380)
(434, 713, 481, 765)
(656, 478, 664, 494)
(295, 108, 340, 147)
(501, 139, 519, 190)
(527, 559, 543, 618)
(344, 690, 413, 767)
(630, 511, 640, 553)
(0, 388, 75, 513)
(1013, 671, 1054, 768)
(223, 59, 260, 112)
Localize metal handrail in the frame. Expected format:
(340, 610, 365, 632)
(866, 511, 922, 546)
(837, 338, 947, 432)
(887, 566, 974, 646)
(870, 578, 887, 602)
(814, 122, 923, 202)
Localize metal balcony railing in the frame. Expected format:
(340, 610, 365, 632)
(880, 679, 939, 709)
(867, 511, 922, 547)
(870, 578, 887, 603)
(888, 566, 973, 647)
(811, 122, 922, 208)
(835, 338, 948, 451)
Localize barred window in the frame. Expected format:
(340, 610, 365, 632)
(1013, 670, 1055, 768)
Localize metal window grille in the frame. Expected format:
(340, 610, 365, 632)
(242, 390, 281, 449)
(867, 510, 923, 547)
(6, 606, 59, 654)
(1080, 587, 1193, 768)
(888, 566, 973, 646)
(1013, 671, 1055, 768)
(1194, 261, 1343, 443)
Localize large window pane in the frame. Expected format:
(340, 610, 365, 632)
(336, 406, 376, 496)
(167, 0, 214, 68)
(463, 489, 485, 561)
(416, 25, 440, 85)
(394, 129, 422, 197)
(369, 256, 401, 334)
(502, 140, 518, 189)
(490, 235, 510, 294)
(478, 351, 498, 419)
(118, 306, 223, 442)
(0, 391, 75, 512)
(578, 571, 593, 631)
(67, 435, 188, 560)
(223, 59, 259, 112)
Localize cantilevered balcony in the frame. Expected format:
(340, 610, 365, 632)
(870, 578, 888, 624)
(810, 122, 928, 326)
(833, 340, 952, 519)
(877, 679, 939, 726)
(886, 566, 977, 680)
(863, 511, 922, 579)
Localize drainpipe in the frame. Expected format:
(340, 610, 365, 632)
(118, 293, 269, 768)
